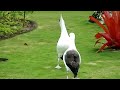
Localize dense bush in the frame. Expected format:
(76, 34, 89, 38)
(0, 11, 33, 36)
(89, 11, 120, 52)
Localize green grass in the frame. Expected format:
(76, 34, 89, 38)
(0, 11, 120, 79)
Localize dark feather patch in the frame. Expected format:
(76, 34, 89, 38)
(60, 55, 63, 60)
(65, 50, 80, 78)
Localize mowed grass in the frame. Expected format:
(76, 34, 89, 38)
(0, 11, 120, 79)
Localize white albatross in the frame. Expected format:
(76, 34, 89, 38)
(63, 32, 81, 79)
(55, 15, 71, 69)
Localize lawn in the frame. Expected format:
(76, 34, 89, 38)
(0, 11, 120, 79)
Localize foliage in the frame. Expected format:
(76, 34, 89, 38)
(89, 11, 120, 52)
(0, 11, 33, 36)
(0, 11, 120, 79)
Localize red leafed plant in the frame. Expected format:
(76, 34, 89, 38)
(89, 11, 120, 52)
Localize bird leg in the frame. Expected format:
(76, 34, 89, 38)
(66, 71, 69, 79)
(55, 57, 62, 69)
(67, 76, 69, 79)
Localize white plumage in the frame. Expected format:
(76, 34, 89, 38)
(55, 15, 81, 79)
(55, 15, 71, 69)
(63, 33, 81, 79)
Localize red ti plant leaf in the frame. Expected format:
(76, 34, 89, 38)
(95, 32, 112, 45)
(89, 11, 120, 52)
(89, 16, 109, 34)
(97, 42, 109, 53)
(95, 32, 103, 39)
(103, 11, 117, 40)
(94, 39, 101, 47)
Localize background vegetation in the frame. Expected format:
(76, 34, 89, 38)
(0, 11, 120, 79)
(0, 11, 33, 37)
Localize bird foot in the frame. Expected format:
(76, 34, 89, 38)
(55, 65, 61, 69)
(73, 77, 80, 79)
(66, 76, 69, 79)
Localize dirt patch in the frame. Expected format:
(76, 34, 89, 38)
(0, 20, 38, 40)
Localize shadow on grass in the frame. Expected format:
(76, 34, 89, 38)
(0, 58, 8, 62)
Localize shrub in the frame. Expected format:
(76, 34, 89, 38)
(89, 11, 120, 52)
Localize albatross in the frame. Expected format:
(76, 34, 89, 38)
(55, 15, 71, 69)
(63, 33, 81, 79)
